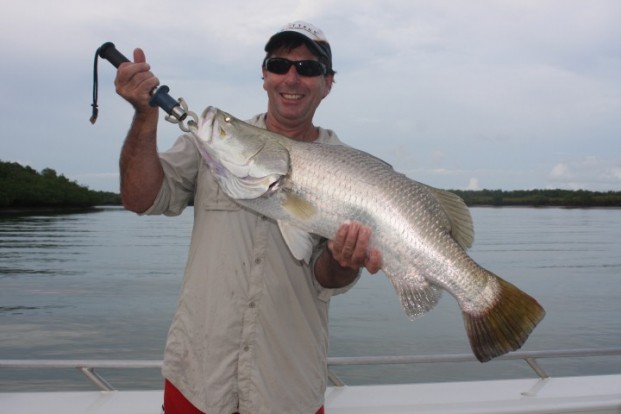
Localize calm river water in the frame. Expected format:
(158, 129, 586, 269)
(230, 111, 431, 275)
(1, 206, 620, 390)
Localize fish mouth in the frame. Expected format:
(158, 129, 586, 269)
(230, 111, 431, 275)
(199, 106, 218, 137)
(202, 106, 218, 123)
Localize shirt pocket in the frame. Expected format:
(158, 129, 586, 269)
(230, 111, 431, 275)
(198, 167, 241, 211)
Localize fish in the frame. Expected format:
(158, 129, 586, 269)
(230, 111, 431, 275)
(192, 106, 545, 362)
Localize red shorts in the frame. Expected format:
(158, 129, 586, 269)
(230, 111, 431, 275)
(164, 380, 325, 414)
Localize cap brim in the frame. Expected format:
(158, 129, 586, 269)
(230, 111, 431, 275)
(265, 31, 331, 61)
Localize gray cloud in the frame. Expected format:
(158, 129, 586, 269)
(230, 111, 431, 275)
(1, 0, 619, 192)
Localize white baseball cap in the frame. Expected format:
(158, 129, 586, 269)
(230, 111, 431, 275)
(265, 21, 333, 71)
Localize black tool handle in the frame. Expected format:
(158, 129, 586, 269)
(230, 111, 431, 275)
(149, 86, 185, 119)
(95, 42, 187, 121)
(97, 42, 130, 68)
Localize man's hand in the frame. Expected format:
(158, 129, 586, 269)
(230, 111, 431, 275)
(327, 221, 382, 274)
(314, 221, 382, 289)
(114, 48, 160, 113)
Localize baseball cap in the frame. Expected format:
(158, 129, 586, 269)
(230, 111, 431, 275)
(265, 21, 333, 72)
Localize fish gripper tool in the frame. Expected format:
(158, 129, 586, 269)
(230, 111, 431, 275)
(91, 42, 198, 133)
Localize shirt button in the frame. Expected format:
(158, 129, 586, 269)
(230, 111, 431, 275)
(254, 257, 262, 265)
(249, 302, 256, 308)
(243, 345, 250, 352)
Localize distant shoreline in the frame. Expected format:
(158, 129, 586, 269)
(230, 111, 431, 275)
(449, 189, 621, 208)
(0, 206, 107, 217)
(2, 160, 619, 212)
(1, 161, 122, 212)
(466, 204, 621, 209)
(2, 202, 620, 218)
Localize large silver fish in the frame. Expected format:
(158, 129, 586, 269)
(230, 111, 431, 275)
(193, 106, 545, 362)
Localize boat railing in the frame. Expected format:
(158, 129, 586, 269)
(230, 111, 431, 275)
(325, 347, 621, 387)
(1, 347, 620, 392)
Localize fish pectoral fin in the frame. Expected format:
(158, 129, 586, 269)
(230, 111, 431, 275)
(426, 186, 474, 250)
(388, 274, 443, 319)
(277, 194, 317, 262)
(282, 193, 317, 220)
(277, 220, 314, 263)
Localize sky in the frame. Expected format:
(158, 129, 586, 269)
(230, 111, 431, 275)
(1, 0, 620, 193)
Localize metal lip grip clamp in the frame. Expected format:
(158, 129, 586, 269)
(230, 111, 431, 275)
(91, 42, 198, 132)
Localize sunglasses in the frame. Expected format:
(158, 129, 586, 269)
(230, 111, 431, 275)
(264, 58, 327, 77)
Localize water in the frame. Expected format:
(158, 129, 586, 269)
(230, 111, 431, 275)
(1, 207, 620, 391)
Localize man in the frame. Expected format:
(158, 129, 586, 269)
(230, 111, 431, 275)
(115, 21, 382, 414)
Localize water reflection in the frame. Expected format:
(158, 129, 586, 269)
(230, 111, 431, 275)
(0, 207, 619, 390)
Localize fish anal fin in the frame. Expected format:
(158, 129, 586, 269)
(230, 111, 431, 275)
(388, 274, 443, 319)
(464, 276, 546, 362)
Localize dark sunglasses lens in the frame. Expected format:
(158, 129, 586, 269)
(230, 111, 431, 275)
(266, 59, 326, 77)
(297, 61, 325, 76)
(266, 59, 291, 74)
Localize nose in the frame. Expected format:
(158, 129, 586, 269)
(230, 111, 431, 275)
(283, 65, 301, 83)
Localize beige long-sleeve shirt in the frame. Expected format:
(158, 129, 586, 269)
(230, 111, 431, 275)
(145, 113, 354, 413)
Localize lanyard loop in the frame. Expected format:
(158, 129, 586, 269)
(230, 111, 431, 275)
(90, 47, 100, 124)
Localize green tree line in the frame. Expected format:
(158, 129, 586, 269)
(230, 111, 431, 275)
(450, 188, 621, 207)
(0, 160, 120, 209)
(2, 160, 620, 210)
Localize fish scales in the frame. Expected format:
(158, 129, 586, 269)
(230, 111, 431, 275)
(194, 107, 545, 362)
(284, 142, 484, 314)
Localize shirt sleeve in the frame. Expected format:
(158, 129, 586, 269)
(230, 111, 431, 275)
(143, 134, 200, 216)
(309, 238, 361, 302)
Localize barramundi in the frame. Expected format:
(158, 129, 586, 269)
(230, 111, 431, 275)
(193, 106, 545, 362)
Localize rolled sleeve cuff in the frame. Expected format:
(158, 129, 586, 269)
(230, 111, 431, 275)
(310, 239, 361, 302)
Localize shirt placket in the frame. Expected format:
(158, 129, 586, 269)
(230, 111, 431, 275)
(237, 215, 269, 410)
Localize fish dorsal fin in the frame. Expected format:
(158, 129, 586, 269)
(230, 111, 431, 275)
(277, 220, 314, 263)
(427, 186, 474, 250)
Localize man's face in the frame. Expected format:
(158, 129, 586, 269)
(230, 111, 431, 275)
(262, 44, 333, 132)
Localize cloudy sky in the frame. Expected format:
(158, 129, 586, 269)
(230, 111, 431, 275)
(2, 0, 620, 192)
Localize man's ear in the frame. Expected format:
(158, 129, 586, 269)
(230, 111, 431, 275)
(322, 75, 334, 98)
(262, 67, 268, 91)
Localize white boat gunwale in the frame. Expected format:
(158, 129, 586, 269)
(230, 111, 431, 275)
(1, 348, 620, 414)
(2, 347, 619, 391)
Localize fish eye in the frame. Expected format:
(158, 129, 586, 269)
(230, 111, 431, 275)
(224, 116, 231, 123)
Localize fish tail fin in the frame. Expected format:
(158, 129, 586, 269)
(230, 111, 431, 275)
(463, 277, 545, 362)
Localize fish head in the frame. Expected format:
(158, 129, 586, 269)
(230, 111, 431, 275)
(194, 107, 290, 200)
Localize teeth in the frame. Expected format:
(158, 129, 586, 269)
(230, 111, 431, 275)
(283, 93, 303, 100)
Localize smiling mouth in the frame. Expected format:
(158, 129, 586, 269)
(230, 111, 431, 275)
(281, 93, 304, 100)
